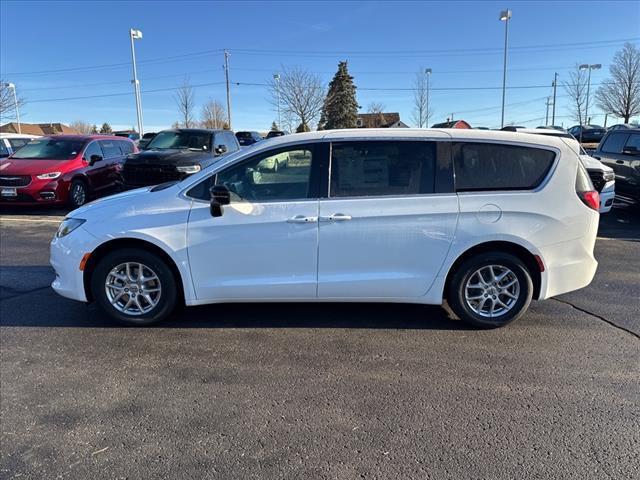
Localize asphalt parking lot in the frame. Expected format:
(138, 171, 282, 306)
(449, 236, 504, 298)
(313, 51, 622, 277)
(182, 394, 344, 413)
(1, 205, 638, 479)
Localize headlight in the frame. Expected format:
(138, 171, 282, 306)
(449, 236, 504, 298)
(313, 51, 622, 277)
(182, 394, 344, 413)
(37, 172, 62, 180)
(176, 165, 201, 174)
(56, 218, 86, 238)
(604, 171, 615, 182)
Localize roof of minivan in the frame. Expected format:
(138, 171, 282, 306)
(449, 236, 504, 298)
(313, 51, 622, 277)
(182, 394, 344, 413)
(35, 134, 131, 141)
(259, 128, 571, 150)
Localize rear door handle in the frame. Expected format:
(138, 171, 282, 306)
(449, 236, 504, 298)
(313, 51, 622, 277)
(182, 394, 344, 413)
(320, 213, 352, 222)
(287, 215, 318, 224)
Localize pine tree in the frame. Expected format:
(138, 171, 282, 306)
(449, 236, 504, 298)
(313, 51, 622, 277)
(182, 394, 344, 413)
(99, 122, 112, 134)
(321, 61, 358, 130)
(91, 124, 98, 134)
(271, 121, 279, 131)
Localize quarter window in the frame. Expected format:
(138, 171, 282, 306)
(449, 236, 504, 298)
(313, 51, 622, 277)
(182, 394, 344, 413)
(187, 145, 315, 202)
(329, 141, 436, 197)
(601, 133, 629, 154)
(99, 140, 122, 158)
(453, 143, 555, 191)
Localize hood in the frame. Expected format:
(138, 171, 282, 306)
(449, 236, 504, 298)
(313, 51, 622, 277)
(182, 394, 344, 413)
(69, 186, 152, 217)
(125, 149, 212, 166)
(0, 158, 77, 176)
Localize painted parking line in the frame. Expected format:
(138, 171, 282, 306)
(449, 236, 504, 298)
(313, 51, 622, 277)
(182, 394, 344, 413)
(0, 216, 64, 224)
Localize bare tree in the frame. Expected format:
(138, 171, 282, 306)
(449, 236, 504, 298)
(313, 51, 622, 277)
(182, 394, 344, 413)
(367, 102, 386, 114)
(175, 79, 196, 128)
(269, 66, 324, 130)
(411, 70, 432, 128)
(564, 67, 588, 125)
(596, 43, 640, 123)
(0, 81, 25, 121)
(69, 120, 94, 134)
(200, 98, 227, 129)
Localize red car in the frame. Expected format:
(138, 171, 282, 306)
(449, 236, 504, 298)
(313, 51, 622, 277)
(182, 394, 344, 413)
(0, 135, 136, 208)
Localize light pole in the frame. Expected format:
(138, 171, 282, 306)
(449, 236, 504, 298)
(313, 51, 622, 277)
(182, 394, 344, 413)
(579, 63, 601, 126)
(499, 9, 512, 128)
(274, 73, 281, 129)
(551, 72, 558, 125)
(425, 68, 432, 128)
(4, 82, 21, 133)
(129, 28, 144, 136)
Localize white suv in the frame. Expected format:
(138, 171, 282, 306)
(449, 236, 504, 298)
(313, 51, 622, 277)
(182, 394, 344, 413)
(50, 129, 600, 328)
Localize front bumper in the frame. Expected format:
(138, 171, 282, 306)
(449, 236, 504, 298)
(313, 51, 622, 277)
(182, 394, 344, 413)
(50, 226, 99, 302)
(0, 178, 67, 205)
(599, 181, 615, 213)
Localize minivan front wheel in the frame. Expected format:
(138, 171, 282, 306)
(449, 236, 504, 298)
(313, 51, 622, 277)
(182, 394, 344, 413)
(69, 179, 88, 208)
(447, 253, 533, 328)
(91, 248, 178, 326)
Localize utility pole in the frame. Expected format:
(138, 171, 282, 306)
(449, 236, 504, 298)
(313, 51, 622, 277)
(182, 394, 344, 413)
(274, 73, 281, 129)
(545, 97, 552, 126)
(425, 68, 432, 128)
(129, 29, 144, 136)
(604, 113, 608, 128)
(551, 72, 558, 125)
(224, 50, 232, 130)
(499, 9, 512, 128)
(4, 83, 20, 133)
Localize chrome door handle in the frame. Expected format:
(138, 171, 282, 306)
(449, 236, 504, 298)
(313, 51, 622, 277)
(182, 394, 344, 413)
(321, 213, 352, 222)
(287, 215, 318, 224)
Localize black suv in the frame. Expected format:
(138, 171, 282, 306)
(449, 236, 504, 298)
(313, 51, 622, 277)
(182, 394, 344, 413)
(122, 129, 239, 187)
(593, 128, 640, 203)
(235, 131, 263, 147)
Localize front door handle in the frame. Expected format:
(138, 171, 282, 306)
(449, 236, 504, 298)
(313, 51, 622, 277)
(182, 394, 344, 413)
(320, 213, 352, 222)
(616, 160, 624, 164)
(287, 215, 318, 224)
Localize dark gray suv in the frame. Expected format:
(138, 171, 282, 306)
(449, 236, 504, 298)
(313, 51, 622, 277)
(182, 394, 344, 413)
(593, 128, 640, 203)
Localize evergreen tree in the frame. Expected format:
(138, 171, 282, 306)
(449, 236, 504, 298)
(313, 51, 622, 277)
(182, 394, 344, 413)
(271, 121, 279, 131)
(321, 61, 358, 130)
(91, 124, 98, 134)
(99, 122, 112, 134)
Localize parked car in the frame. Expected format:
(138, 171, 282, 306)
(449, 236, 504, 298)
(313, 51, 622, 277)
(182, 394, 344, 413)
(51, 129, 599, 329)
(137, 132, 156, 150)
(0, 135, 135, 207)
(235, 131, 263, 147)
(266, 130, 287, 139)
(121, 128, 239, 188)
(567, 125, 606, 144)
(0, 133, 40, 158)
(593, 128, 640, 204)
(504, 128, 614, 212)
(114, 130, 140, 142)
(536, 125, 566, 131)
(607, 123, 637, 131)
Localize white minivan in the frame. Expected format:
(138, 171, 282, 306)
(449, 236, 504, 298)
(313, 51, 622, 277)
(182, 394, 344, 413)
(50, 129, 600, 328)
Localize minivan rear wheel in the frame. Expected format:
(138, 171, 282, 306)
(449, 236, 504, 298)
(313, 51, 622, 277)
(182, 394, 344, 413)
(91, 248, 178, 326)
(447, 252, 533, 328)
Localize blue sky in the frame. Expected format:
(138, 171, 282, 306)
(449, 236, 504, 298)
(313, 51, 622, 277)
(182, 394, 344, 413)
(1, 0, 639, 132)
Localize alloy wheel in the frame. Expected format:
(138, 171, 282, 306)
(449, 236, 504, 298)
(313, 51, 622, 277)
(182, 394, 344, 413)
(104, 262, 162, 316)
(464, 265, 520, 318)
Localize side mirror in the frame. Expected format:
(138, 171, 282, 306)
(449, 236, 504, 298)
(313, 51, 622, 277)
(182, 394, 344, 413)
(209, 185, 231, 217)
(89, 154, 102, 166)
(215, 144, 228, 156)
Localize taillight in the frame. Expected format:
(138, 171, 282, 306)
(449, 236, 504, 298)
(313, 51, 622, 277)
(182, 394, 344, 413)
(578, 190, 599, 211)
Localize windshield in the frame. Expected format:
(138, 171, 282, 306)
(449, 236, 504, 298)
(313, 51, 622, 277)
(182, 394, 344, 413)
(147, 131, 211, 151)
(10, 138, 85, 160)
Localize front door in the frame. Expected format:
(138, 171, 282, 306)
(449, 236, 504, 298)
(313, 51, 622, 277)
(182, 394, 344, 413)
(187, 143, 325, 300)
(83, 141, 109, 192)
(317, 139, 458, 298)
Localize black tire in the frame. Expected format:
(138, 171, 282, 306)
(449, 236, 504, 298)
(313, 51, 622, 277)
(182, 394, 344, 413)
(447, 252, 533, 328)
(69, 179, 88, 208)
(91, 248, 178, 326)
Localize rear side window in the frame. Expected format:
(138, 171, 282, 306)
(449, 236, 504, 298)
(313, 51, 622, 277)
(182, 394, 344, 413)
(99, 140, 122, 158)
(330, 141, 436, 197)
(601, 133, 629, 154)
(624, 133, 640, 151)
(453, 143, 555, 192)
(119, 140, 134, 154)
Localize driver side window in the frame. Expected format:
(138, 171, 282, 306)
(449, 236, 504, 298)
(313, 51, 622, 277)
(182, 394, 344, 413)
(187, 145, 316, 202)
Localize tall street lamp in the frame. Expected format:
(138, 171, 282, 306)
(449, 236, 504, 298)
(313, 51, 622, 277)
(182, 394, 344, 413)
(425, 68, 432, 128)
(129, 28, 144, 137)
(579, 63, 601, 125)
(273, 73, 281, 129)
(499, 8, 512, 128)
(4, 82, 21, 133)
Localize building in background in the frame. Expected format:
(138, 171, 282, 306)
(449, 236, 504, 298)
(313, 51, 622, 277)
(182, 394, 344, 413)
(356, 112, 409, 128)
(431, 120, 472, 129)
(0, 122, 82, 136)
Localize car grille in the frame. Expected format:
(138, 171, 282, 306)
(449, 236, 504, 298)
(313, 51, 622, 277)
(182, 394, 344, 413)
(588, 170, 605, 192)
(123, 164, 182, 186)
(0, 175, 31, 187)
(0, 193, 35, 202)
